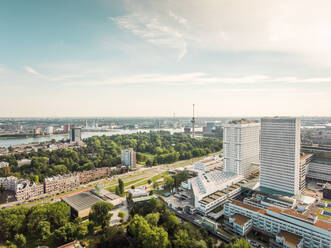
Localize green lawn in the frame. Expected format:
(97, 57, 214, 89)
(133, 172, 168, 188)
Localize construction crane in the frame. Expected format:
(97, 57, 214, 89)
(191, 104, 196, 138)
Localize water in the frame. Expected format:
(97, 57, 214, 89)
(0, 128, 184, 148)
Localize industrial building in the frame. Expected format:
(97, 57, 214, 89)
(223, 120, 260, 177)
(62, 191, 103, 218)
(260, 117, 301, 196)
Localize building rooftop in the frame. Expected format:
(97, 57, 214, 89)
(231, 213, 251, 226)
(231, 200, 263, 213)
(191, 170, 242, 200)
(227, 119, 257, 125)
(62, 191, 103, 212)
(231, 199, 331, 231)
(277, 231, 302, 248)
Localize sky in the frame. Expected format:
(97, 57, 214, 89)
(1, 0, 331, 117)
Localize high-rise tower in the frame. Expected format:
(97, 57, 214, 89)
(260, 117, 301, 196)
(223, 120, 260, 177)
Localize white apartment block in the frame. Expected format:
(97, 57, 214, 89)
(121, 149, 136, 170)
(224, 200, 331, 248)
(307, 160, 331, 182)
(260, 117, 301, 196)
(299, 154, 313, 192)
(223, 120, 260, 177)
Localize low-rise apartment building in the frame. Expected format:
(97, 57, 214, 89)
(15, 181, 44, 201)
(44, 174, 80, 194)
(79, 167, 111, 184)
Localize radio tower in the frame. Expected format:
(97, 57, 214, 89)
(191, 104, 196, 138)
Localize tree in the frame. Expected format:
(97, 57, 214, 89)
(128, 214, 169, 248)
(77, 223, 88, 239)
(47, 202, 70, 229)
(145, 212, 160, 226)
(37, 221, 51, 241)
(99, 226, 130, 248)
(13, 234, 26, 248)
(53, 222, 78, 245)
(0, 207, 28, 240)
(118, 179, 124, 195)
(118, 211, 126, 220)
(0, 183, 5, 193)
(229, 239, 251, 248)
(33, 175, 39, 184)
(115, 186, 120, 196)
(147, 179, 152, 184)
(89, 202, 114, 230)
(164, 176, 174, 191)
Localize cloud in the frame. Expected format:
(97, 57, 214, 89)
(112, 0, 331, 66)
(111, 11, 188, 61)
(24, 66, 45, 77)
(81, 73, 331, 86)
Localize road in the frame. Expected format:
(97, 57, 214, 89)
(1, 153, 217, 209)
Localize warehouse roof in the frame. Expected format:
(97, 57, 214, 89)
(62, 191, 103, 212)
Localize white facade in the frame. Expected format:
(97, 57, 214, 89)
(186, 170, 243, 213)
(223, 121, 260, 177)
(224, 200, 331, 248)
(307, 160, 331, 182)
(121, 149, 136, 170)
(260, 117, 301, 196)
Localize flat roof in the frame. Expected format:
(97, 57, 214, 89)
(278, 231, 302, 247)
(132, 195, 155, 203)
(62, 191, 103, 212)
(231, 213, 251, 226)
(231, 200, 331, 231)
(231, 200, 263, 213)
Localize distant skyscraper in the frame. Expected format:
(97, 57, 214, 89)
(121, 149, 136, 170)
(70, 127, 81, 142)
(260, 117, 301, 196)
(223, 120, 260, 177)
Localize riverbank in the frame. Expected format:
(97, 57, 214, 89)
(0, 128, 184, 148)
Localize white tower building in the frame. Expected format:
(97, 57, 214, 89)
(121, 149, 136, 170)
(260, 117, 301, 196)
(223, 120, 260, 177)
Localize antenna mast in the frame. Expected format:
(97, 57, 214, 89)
(191, 104, 196, 138)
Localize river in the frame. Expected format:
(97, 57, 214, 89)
(0, 128, 184, 148)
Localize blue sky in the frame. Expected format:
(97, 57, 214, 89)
(1, 0, 331, 117)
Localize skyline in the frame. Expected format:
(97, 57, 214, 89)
(1, 0, 331, 117)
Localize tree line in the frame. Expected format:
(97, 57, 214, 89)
(0, 131, 222, 181)
(99, 197, 251, 248)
